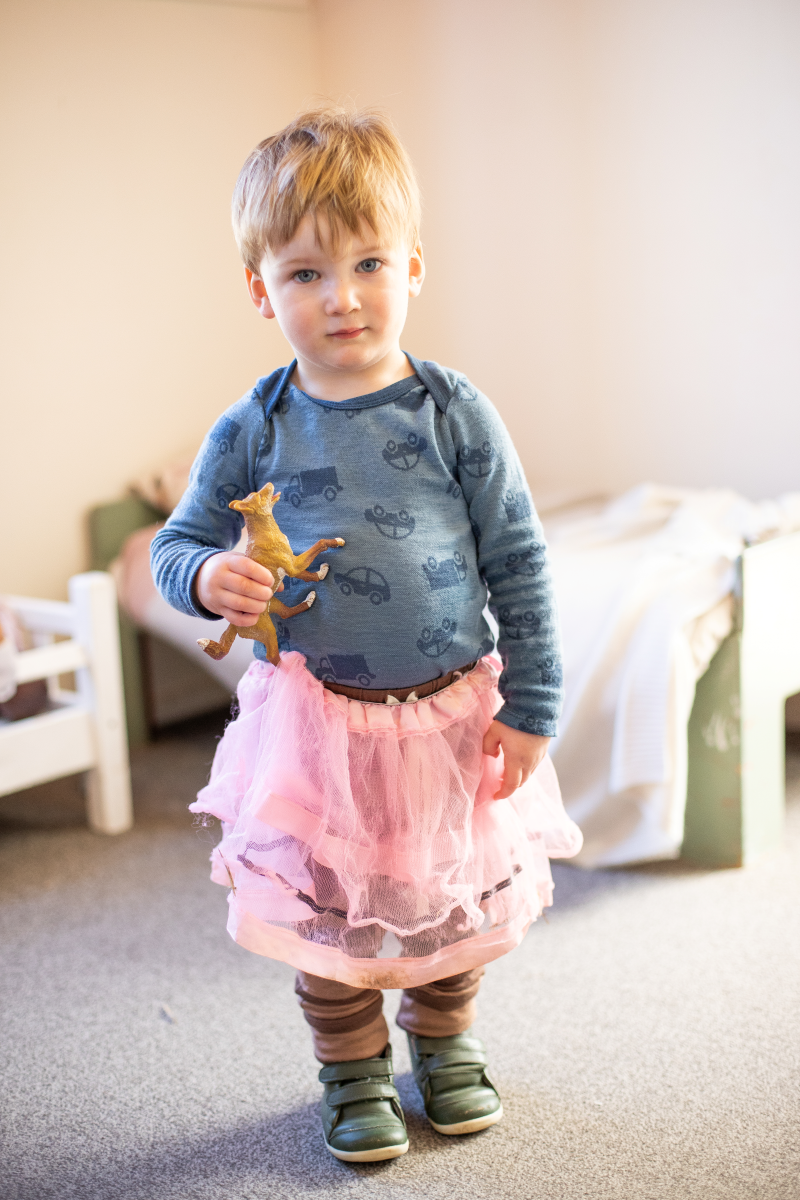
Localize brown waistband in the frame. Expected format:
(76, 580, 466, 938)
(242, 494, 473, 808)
(321, 661, 479, 705)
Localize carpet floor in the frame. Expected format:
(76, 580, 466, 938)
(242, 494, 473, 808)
(1, 713, 798, 1200)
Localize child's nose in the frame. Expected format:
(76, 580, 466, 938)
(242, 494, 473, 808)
(325, 278, 360, 315)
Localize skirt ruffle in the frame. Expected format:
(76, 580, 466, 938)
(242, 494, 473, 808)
(191, 652, 582, 988)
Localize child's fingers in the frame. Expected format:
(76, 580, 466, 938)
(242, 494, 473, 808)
(218, 605, 261, 626)
(482, 726, 502, 757)
(218, 589, 267, 619)
(228, 555, 275, 590)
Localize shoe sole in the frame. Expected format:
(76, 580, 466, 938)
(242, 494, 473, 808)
(429, 1104, 504, 1136)
(324, 1138, 409, 1162)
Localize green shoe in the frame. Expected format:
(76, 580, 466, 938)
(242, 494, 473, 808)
(407, 1032, 503, 1135)
(318, 1045, 409, 1162)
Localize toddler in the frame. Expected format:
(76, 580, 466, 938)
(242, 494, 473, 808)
(151, 108, 582, 1162)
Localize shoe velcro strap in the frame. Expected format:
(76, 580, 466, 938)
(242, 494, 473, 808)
(319, 1058, 393, 1083)
(412, 1036, 484, 1055)
(416, 1048, 487, 1083)
(325, 1080, 399, 1107)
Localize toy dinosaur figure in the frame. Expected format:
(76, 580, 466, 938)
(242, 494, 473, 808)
(198, 482, 344, 666)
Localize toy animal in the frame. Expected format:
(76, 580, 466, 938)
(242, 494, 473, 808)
(197, 482, 344, 666)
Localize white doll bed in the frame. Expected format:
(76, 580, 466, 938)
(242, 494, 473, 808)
(0, 573, 133, 834)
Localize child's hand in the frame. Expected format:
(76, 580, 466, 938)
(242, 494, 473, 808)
(482, 721, 551, 799)
(195, 552, 281, 626)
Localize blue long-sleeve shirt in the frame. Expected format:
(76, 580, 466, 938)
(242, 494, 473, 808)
(151, 354, 562, 736)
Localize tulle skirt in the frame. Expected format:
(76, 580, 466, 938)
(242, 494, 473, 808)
(191, 652, 582, 989)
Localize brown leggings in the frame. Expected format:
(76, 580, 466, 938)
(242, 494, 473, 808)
(295, 967, 485, 1063)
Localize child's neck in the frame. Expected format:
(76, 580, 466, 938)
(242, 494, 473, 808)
(291, 347, 415, 402)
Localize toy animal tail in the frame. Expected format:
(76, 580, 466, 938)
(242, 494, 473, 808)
(198, 624, 237, 660)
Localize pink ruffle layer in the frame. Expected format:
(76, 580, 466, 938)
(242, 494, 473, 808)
(191, 652, 582, 988)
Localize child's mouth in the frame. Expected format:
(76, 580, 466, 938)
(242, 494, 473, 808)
(330, 328, 366, 339)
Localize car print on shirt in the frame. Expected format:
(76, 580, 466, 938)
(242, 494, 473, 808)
(417, 618, 457, 657)
(216, 483, 246, 510)
(446, 477, 462, 499)
(333, 567, 391, 605)
(382, 433, 427, 470)
(315, 654, 376, 687)
(211, 417, 241, 455)
(538, 656, 563, 686)
(458, 442, 494, 478)
(499, 606, 542, 640)
(421, 553, 468, 591)
(505, 544, 544, 576)
(286, 467, 343, 507)
(503, 490, 532, 524)
(364, 505, 416, 539)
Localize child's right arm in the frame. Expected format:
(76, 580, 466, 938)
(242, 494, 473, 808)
(150, 382, 280, 624)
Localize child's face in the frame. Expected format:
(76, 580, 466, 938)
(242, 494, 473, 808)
(246, 215, 424, 388)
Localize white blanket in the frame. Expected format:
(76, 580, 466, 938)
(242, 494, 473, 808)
(543, 484, 800, 867)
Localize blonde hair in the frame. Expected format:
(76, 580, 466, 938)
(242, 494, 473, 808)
(232, 107, 421, 273)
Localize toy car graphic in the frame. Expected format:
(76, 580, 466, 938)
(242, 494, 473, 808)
(315, 654, 376, 687)
(364, 505, 416, 539)
(286, 467, 343, 507)
(498, 607, 541, 640)
(333, 567, 391, 605)
(416, 618, 457, 657)
(505, 544, 543, 575)
(382, 433, 428, 470)
(503, 490, 532, 524)
(457, 441, 494, 478)
(211, 417, 242, 455)
(421, 553, 467, 591)
(216, 483, 245, 510)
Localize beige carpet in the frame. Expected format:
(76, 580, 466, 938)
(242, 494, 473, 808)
(1, 713, 798, 1200)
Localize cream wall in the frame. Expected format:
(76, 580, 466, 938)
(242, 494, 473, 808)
(0, 0, 318, 598)
(316, 0, 800, 501)
(315, 0, 588, 501)
(4, 0, 799, 599)
(578, 0, 800, 497)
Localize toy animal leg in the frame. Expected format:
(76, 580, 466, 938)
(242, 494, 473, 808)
(292, 538, 345, 573)
(198, 624, 237, 660)
(269, 592, 316, 620)
(235, 613, 280, 665)
(295, 564, 330, 582)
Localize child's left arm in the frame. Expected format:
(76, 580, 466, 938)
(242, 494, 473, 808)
(437, 368, 563, 794)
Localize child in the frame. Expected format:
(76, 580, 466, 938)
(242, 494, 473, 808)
(151, 108, 582, 1163)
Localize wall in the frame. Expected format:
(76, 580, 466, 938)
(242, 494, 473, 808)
(578, 0, 800, 497)
(0, 0, 318, 598)
(316, 0, 800, 501)
(4, 0, 799, 599)
(315, 0, 589, 501)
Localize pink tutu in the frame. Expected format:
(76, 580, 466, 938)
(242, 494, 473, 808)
(191, 652, 582, 988)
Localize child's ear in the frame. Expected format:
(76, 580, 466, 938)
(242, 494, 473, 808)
(245, 268, 276, 319)
(408, 243, 425, 298)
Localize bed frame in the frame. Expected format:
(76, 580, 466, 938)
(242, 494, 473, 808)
(0, 572, 133, 834)
(683, 531, 800, 867)
(88, 498, 800, 866)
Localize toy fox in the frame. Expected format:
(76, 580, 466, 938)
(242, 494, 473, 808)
(198, 482, 344, 666)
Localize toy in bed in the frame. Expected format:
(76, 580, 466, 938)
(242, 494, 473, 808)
(196, 482, 345, 666)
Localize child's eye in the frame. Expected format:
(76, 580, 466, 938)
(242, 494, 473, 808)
(357, 259, 381, 274)
(294, 269, 318, 283)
